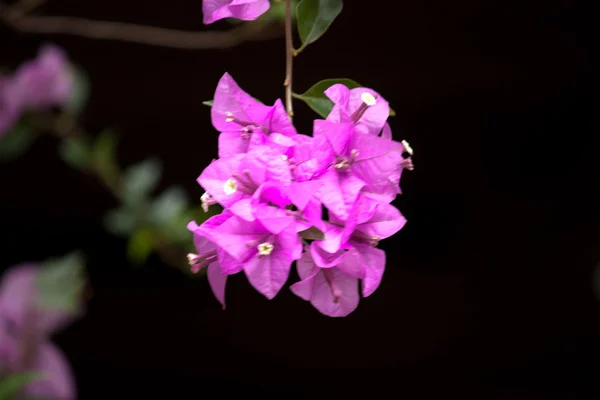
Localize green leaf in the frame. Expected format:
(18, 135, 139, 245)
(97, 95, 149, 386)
(64, 65, 90, 116)
(0, 122, 37, 161)
(37, 252, 86, 314)
(259, 0, 289, 22)
(293, 78, 360, 118)
(0, 372, 42, 400)
(91, 130, 119, 189)
(103, 207, 137, 236)
(122, 158, 162, 207)
(59, 136, 91, 170)
(296, 0, 343, 52)
(298, 226, 326, 241)
(294, 78, 397, 118)
(127, 228, 155, 266)
(149, 186, 188, 226)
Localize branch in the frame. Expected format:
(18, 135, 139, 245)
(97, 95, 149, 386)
(283, 0, 294, 117)
(0, 1, 283, 50)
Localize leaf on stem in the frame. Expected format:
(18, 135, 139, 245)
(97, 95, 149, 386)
(149, 186, 189, 226)
(127, 227, 155, 266)
(91, 129, 119, 189)
(296, 0, 343, 52)
(103, 207, 137, 236)
(37, 251, 86, 314)
(59, 136, 91, 170)
(294, 78, 397, 118)
(122, 158, 162, 207)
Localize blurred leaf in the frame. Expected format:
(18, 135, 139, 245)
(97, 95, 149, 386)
(296, 0, 343, 52)
(298, 226, 325, 241)
(37, 252, 86, 314)
(103, 207, 136, 236)
(91, 130, 119, 189)
(260, 0, 288, 22)
(0, 122, 37, 161)
(294, 78, 396, 118)
(59, 136, 91, 170)
(122, 158, 162, 207)
(0, 372, 42, 399)
(127, 228, 155, 266)
(65, 65, 90, 116)
(149, 186, 188, 226)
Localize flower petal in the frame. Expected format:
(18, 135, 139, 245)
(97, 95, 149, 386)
(218, 131, 250, 158)
(244, 247, 293, 299)
(309, 267, 359, 317)
(207, 262, 227, 309)
(197, 155, 245, 207)
(355, 243, 386, 297)
(289, 252, 318, 300)
(25, 342, 76, 400)
(357, 200, 407, 240)
(317, 168, 366, 220)
(263, 99, 297, 136)
(210, 72, 271, 130)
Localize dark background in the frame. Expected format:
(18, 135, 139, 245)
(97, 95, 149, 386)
(1, 0, 597, 398)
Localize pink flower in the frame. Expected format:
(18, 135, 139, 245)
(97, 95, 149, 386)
(290, 248, 362, 317)
(203, 0, 270, 24)
(0, 264, 77, 400)
(212, 73, 297, 158)
(191, 75, 414, 317)
(325, 83, 390, 136)
(12, 45, 74, 110)
(197, 213, 302, 299)
(187, 212, 243, 308)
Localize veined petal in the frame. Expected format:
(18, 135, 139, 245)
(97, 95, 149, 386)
(207, 262, 227, 309)
(244, 246, 293, 299)
(197, 155, 245, 207)
(218, 131, 251, 158)
(309, 242, 346, 268)
(317, 168, 365, 220)
(309, 267, 359, 317)
(354, 243, 386, 297)
(263, 99, 297, 136)
(210, 72, 271, 130)
(199, 216, 267, 261)
(314, 119, 354, 157)
(356, 201, 407, 240)
(348, 87, 390, 136)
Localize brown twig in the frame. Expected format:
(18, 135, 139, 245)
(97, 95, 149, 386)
(0, 1, 283, 50)
(283, 0, 294, 117)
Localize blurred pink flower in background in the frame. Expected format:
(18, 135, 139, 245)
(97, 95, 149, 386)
(0, 264, 78, 400)
(0, 44, 74, 138)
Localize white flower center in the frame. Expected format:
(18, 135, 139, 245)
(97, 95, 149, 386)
(401, 140, 413, 156)
(225, 112, 234, 123)
(360, 92, 377, 106)
(257, 242, 274, 256)
(223, 178, 238, 195)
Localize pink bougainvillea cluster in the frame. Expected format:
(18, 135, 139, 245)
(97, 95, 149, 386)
(0, 45, 73, 137)
(187, 73, 414, 317)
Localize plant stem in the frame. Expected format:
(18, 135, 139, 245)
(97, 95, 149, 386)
(0, 1, 283, 50)
(283, 0, 294, 117)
